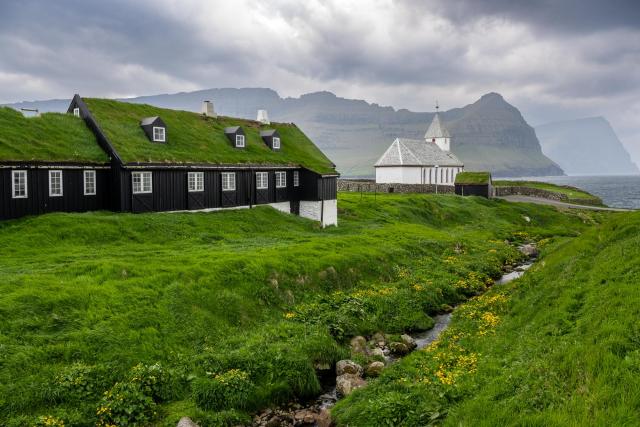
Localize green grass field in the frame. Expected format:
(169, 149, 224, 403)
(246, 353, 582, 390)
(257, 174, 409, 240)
(334, 206, 640, 426)
(494, 180, 602, 205)
(0, 193, 610, 426)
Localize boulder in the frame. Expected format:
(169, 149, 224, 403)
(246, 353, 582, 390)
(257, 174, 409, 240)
(177, 417, 199, 427)
(336, 359, 363, 376)
(350, 336, 368, 355)
(336, 373, 366, 397)
(365, 361, 385, 377)
(519, 244, 539, 258)
(371, 347, 385, 358)
(372, 332, 386, 346)
(390, 342, 410, 355)
(316, 408, 332, 427)
(400, 334, 417, 350)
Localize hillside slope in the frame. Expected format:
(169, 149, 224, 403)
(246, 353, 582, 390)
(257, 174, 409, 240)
(0, 194, 590, 426)
(536, 117, 639, 175)
(5, 90, 563, 177)
(334, 208, 640, 426)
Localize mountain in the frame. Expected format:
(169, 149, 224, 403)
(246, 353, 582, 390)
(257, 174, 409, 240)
(4, 89, 563, 177)
(535, 117, 639, 176)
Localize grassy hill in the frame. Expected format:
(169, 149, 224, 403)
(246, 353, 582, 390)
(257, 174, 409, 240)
(0, 193, 596, 426)
(334, 208, 640, 425)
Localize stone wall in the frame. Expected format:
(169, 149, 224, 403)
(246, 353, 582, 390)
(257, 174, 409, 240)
(300, 199, 338, 227)
(338, 179, 455, 195)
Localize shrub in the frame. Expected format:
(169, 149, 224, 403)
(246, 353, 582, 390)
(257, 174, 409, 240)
(193, 369, 255, 411)
(96, 380, 155, 427)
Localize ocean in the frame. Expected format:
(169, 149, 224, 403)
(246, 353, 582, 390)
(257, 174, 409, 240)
(505, 175, 640, 210)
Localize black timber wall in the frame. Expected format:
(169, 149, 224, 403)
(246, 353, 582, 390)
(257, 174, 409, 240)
(299, 170, 337, 201)
(0, 167, 111, 220)
(121, 168, 305, 214)
(455, 183, 492, 198)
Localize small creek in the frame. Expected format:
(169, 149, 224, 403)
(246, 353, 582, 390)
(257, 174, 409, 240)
(253, 257, 535, 426)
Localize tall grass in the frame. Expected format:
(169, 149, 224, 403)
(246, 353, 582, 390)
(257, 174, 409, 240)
(0, 193, 595, 425)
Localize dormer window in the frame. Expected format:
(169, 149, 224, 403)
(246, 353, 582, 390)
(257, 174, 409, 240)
(259, 129, 281, 151)
(153, 127, 166, 142)
(140, 117, 167, 143)
(224, 126, 246, 149)
(236, 134, 245, 148)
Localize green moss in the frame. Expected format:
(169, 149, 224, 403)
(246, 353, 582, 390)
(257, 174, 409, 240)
(455, 171, 492, 185)
(0, 107, 108, 163)
(84, 98, 336, 174)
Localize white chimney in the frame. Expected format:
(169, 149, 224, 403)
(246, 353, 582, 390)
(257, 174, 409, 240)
(202, 100, 216, 118)
(257, 109, 270, 124)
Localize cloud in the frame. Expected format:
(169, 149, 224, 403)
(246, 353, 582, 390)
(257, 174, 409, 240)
(0, 0, 638, 160)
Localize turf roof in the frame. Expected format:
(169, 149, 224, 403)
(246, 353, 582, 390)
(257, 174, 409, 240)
(84, 98, 337, 174)
(0, 107, 108, 164)
(454, 171, 492, 185)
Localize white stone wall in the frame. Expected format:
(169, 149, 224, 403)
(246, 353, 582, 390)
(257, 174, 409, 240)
(268, 201, 291, 214)
(300, 199, 338, 227)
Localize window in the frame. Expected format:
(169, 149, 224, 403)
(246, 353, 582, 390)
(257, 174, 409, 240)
(84, 170, 96, 195)
(235, 134, 245, 148)
(293, 170, 300, 187)
(132, 172, 153, 194)
(49, 170, 63, 197)
(272, 137, 280, 149)
(188, 172, 204, 192)
(275, 171, 286, 188)
(153, 127, 166, 142)
(222, 172, 236, 191)
(256, 172, 268, 190)
(73, 107, 80, 117)
(11, 170, 27, 199)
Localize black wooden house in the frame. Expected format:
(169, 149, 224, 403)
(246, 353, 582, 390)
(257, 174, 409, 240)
(0, 96, 339, 226)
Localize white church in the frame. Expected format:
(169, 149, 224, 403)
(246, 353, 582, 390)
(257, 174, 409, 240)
(374, 104, 464, 185)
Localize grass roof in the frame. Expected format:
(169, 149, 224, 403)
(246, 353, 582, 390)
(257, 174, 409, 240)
(84, 98, 337, 174)
(0, 107, 108, 164)
(455, 171, 492, 185)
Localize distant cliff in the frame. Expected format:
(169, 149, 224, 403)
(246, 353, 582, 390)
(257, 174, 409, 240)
(4, 89, 563, 177)
(536, 117, 639, 175)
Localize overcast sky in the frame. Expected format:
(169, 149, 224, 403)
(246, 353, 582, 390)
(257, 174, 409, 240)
(1, 0, 639, 160)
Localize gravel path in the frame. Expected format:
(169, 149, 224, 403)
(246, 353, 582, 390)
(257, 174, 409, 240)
(497, 195, 633, 212)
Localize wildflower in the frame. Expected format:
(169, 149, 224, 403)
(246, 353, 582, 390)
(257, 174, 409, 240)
(284, 312, 296, 319)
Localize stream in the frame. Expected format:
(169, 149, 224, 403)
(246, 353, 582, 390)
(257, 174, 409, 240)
(252, 256, 535, 426)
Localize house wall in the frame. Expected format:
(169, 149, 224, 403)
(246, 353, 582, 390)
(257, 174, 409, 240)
(118, 168, 327, 216)
(0, 166, 111, 220)
(376, 166, 462, 186)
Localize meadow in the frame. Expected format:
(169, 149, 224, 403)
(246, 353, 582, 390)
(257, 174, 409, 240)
(334, 205, 640, 425)
(0, 192, 598, 426)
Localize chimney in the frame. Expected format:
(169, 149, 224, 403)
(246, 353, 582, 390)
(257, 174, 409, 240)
(257, 109, 270, 125)
(202, 100, 216, 118)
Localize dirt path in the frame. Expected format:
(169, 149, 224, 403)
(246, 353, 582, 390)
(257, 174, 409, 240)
(497, 195, 633, 212)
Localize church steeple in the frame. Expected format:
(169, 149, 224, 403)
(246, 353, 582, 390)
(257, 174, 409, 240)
(424, 101, 451, 151)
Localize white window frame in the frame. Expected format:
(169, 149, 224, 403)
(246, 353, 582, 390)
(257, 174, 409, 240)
(49, 170, 63, 197)
(153, 127, 166, 142)
(256, 172, 269, 190)
(272, 137, 280, 149)
(84, 170, 96, 196)
(222, 172, 236, 191)
(73, 107, 80, 117)
(275, 171, 287, 189)
(11, 170, 27, 199)
(293, 170, 300, 187)
(235, 134, 245, 148)
(132, 171, 153, 194)
(188, 172, 204, 192)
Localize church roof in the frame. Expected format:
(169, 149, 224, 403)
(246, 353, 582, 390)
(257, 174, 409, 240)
(374, 138, 464, 167)
(424, 113, 450, 139)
